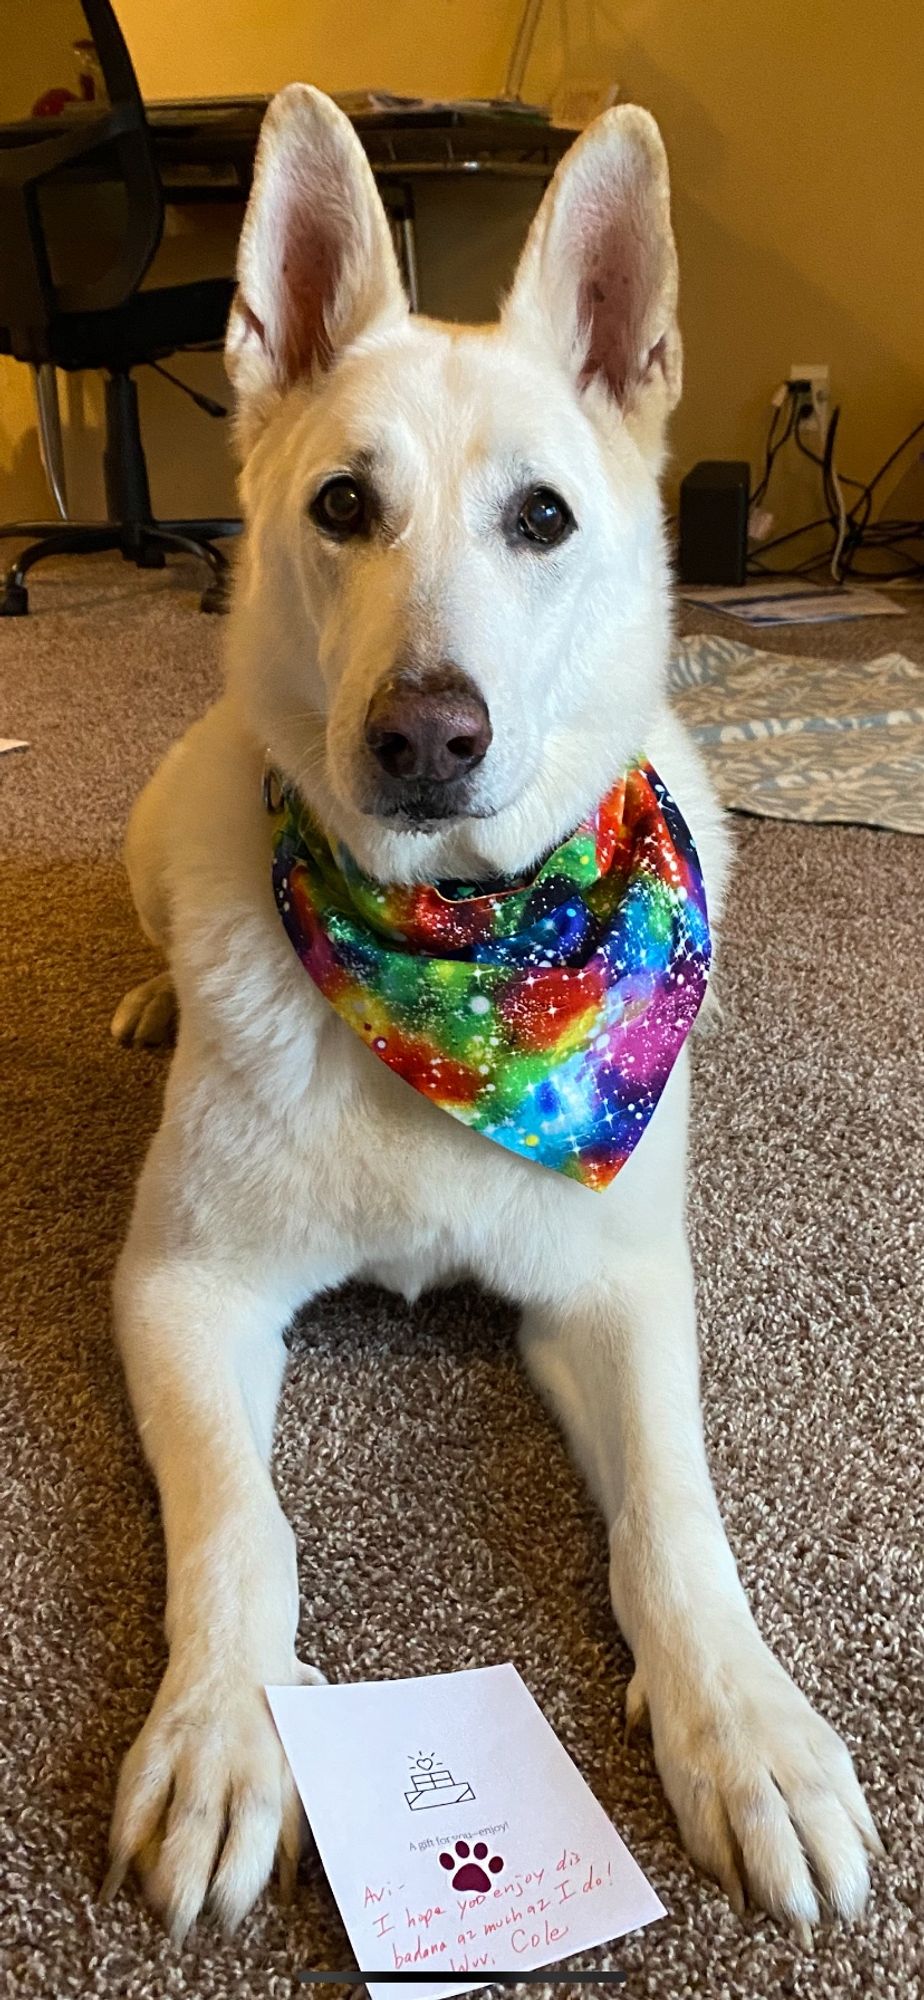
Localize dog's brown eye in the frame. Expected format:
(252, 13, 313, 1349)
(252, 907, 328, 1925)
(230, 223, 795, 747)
(311, 475, 368, 539)
(517, 486, 574, 548)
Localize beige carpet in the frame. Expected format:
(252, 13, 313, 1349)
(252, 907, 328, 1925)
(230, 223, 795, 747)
(1, 556, 922, 1999)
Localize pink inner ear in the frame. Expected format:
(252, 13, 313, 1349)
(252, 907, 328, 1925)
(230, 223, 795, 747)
(575, 197, 658, 404)
(277, 201, 342, 382)
(236, 296, 267, 349)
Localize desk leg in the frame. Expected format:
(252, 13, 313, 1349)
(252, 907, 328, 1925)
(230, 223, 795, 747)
(397, 188, 420, 312)
(33, 364, 68, 521)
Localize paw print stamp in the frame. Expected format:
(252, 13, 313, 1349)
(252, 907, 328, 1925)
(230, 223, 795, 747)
(439, 1839, 505, 1892)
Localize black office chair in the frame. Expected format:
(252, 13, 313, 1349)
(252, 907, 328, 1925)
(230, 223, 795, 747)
(0, 0, 238, 614)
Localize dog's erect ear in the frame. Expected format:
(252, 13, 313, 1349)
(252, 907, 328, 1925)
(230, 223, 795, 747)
(226, 84, 406, 450)
(502, 106, 681, 465)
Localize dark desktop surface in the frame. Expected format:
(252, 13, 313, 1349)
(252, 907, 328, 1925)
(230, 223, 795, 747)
(1, 96, 577, 192)
(149, 97, 576, 185)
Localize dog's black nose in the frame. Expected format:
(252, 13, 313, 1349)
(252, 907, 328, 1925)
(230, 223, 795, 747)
(364, 671, 492, 784)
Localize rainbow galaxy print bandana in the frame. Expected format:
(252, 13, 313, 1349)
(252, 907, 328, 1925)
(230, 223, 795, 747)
(269, 763, 711, 1191)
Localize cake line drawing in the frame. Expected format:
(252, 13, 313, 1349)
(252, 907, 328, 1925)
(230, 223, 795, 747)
(405, 1751, 476, 1812)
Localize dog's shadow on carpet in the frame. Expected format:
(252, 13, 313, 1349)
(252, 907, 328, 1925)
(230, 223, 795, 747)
(280, 1279, 629, 1726)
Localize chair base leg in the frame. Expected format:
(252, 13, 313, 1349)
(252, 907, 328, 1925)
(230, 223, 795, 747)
(0, 360, 241, 613)
(163, 519, 242, 542)
(0, 528, 121, 615)
(0, 522, 231, 615)
(199, 577, 227, 614)
(146, 527, 230, 612)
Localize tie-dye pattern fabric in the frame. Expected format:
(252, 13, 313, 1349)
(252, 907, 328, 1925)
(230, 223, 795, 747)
(269, 764, 711, 1190)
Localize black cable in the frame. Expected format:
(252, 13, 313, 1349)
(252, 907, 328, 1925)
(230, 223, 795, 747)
(849, 416, 924, 516)
(793, 421, 864, 489)
(795, 404, 866, 570)
(840, 561, 924, 580)
(749, 399, 783, 506)
(747, 404, 924, 582)
(819, 405, 840, 533)
(754, 540, 924, 581)
(747, 389, 839, 574)
(836, 417, 924, 581)
(751, 514, 832, 555)
(750, 391, 798, 507)
(862, 519, 923, 540)
(147, 359, 228, 419)
(749, 549, 834, 577)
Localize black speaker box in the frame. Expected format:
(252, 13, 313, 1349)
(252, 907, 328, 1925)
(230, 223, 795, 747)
(678, 460, 751, 585)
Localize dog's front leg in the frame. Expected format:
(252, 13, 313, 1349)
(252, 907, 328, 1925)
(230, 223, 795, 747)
(105, 1253, 321, 1940)
(519, 1237, 882, 1935)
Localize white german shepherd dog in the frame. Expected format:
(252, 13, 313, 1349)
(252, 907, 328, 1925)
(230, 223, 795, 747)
(104, 85, 880, 1945)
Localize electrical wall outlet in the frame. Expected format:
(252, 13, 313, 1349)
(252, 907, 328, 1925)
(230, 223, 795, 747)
(789, 363, 830, 439)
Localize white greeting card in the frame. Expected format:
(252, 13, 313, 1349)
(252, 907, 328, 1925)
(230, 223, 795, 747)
(267, 1663, 664, 2000)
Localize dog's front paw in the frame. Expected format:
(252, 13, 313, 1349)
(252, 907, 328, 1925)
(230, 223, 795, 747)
(110, 971, 177, 1047)
(104, 1656, 324, 1940)
(631, 1635, 883, 1937)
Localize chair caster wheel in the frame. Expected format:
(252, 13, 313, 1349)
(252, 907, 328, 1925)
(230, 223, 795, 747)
(199, 578, 228, 614)
(0, 583, 28, 616)
(134, 545, 166, 570)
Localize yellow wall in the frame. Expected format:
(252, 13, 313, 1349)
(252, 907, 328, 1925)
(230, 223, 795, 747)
(588, 0, 924, 531)
(118, 0, 517, 101)
(2, 1, 921, 538)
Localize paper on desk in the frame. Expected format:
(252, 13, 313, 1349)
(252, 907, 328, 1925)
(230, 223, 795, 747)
(267, 1664, 664, 2000)
(680, 580, 904, 625)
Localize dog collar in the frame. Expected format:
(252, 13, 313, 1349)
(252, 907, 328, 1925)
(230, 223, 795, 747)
(267, 763, 711, 1190)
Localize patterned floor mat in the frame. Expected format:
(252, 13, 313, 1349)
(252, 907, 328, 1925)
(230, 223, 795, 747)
(670, 633, 924, 833)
